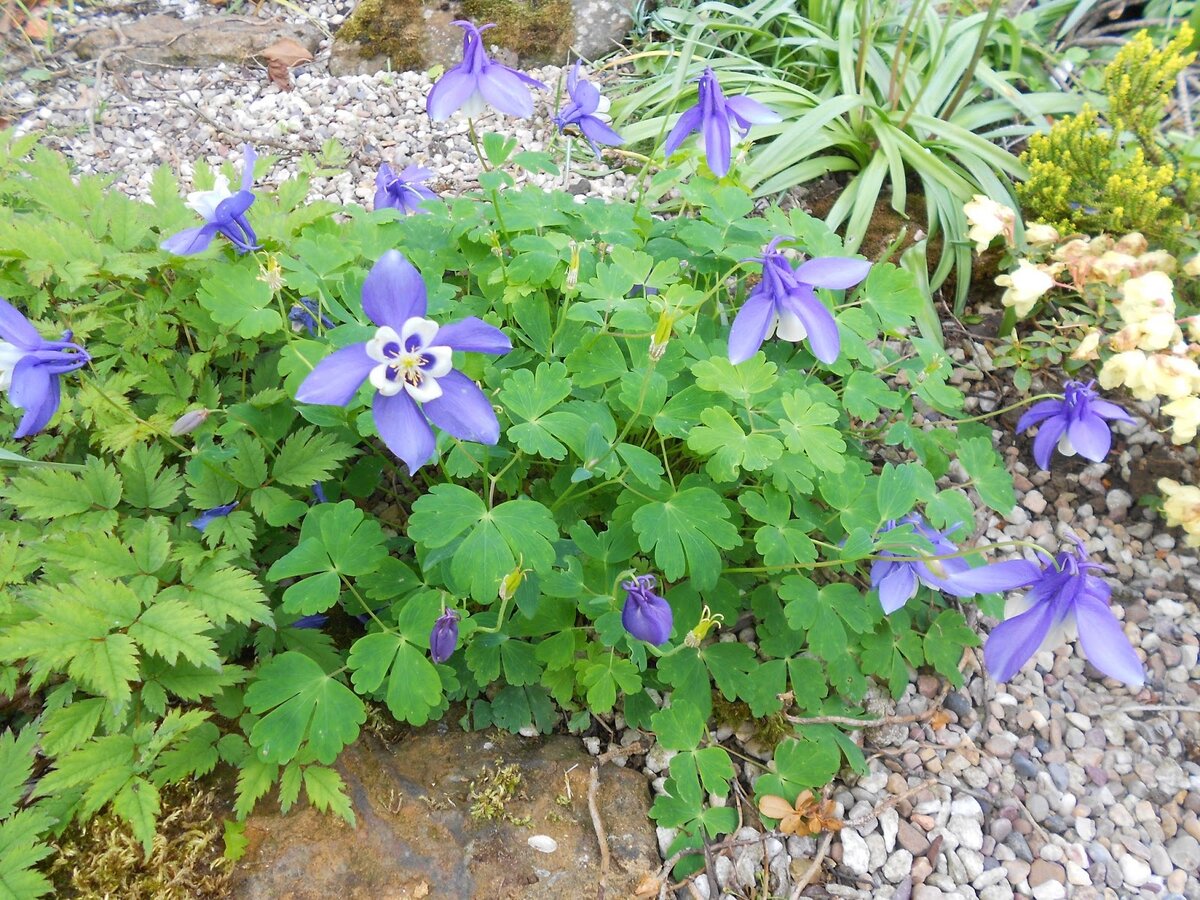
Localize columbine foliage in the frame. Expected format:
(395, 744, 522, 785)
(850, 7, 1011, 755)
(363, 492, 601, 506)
(0, 124, 1016, 882)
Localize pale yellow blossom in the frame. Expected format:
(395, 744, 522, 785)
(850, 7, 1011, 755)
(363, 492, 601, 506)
(1159, 478, 1200, 548)
(1091, 251, 1139, 284)
(1142, 353, 1200, 400)
(1024, 222, 1060, 245)
(1110, 316, 1182, 352)
(964, 194, 1016, 253)
(1119, 271, 1175, 322)
(1071, 330, 1102, 360)
(1114, 233, 1149, 256)
(1163, 396, 1200, 444)
(1184, 255, 1200, 277)
(1099, 350, 1153, 399)
(1133, 250, 1177, 275)
(995, 260, 1055, 317)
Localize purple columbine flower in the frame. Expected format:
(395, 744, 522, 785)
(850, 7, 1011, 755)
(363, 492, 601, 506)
(374, 163, 438, 215)
(430, 609, 461, 663)
(728, 237, 870, 365)
(871, 514, 974, 614)
(948, 536, 1144, 687)
(553, 62, 624, 158)
(294, 250, 511, 474)
(663, 67, 781, 178)
(1016, 380, 1134, 470)
(0, 298, 89, 438)
(621, 574, 673, 645)
(426, 21, 547, 121)
(292, 614, 329, 629)
(289, 298, 334, 336)
(189, 500, 238, 532)
(161, 145, 260, 256)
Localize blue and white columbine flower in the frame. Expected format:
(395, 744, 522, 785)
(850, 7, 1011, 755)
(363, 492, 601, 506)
(162, 146, 260, 256)
(1016, 380, 1134, 470)
(621, 574, 673, 645)
(289, 297, 334, 336)
(554, 62, 624, 158)
(663, 67, 781, 178)
(948, 536, 1144, 687)
(728, 237, 869, 365)
(295, 250, 511, 474)
(870, 514, 973, 614)
(0, 298, 89, 437)
(374, 163, 438, 215)
(426, 21, 546, 121)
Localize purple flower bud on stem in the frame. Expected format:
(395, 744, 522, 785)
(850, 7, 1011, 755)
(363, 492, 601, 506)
(621, 574, 673, 645)
(430, 609, 461, 663)
(170, 408, 210, 436)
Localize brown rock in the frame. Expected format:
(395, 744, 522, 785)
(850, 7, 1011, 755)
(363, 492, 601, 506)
(230, 729, 658, 899)
(1029, 859, 1066, 887)
(897, 820, 930, 855)
(74, 14, 322, 71)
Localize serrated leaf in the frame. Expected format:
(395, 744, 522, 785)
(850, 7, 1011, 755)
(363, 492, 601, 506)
(111, 778, 160, 856)
(163, 561, 272, 627)
(271, 427, 355, 488)
(129, 600, 220, 668)
(303, 766, 355, 825)
(234, 756, 278, 820)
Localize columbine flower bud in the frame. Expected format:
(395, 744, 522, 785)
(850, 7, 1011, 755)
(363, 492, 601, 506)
(499, 563, 526, 601)
(170, 408, 210, 436)
(565, 240, 580, 291)
(621, 574, 673, 645)
(649, 310, 673, 361)
(429, 609, 461, 664)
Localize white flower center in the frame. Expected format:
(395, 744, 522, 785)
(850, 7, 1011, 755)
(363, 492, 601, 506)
(365, 319, 453, 403)
(1057, 434, 1077, 458)
(771, 310, 808, 343)
(185, 174, 232, 220)
(0, 341, 23, 393)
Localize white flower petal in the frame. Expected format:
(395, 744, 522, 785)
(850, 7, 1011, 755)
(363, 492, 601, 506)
(776, 310, 808, 342)
(366, 326, 403, 363)
(404, 374, 443, 403)
(369, 363, 405, 396)
(399, 317, 440, 352)
(422, 344, 454, 378)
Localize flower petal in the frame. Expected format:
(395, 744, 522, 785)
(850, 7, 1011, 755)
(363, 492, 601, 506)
(1067, 413, 1112, 462)
(161, 223, 220, 256)
(876, 563, 918, 614)
(373, 389, 437, 475)
(9, 358, 59, 438)
(362, 250, 428, 328)
(239, 145, 258, 192)
(433, 317, 511, 355)
(947, 559, 1043, 594)
(724, 94, 782, 126)
(427, 69, 478, 121)
(571, 77, 601, 115)
(1089, 398, 1135, 423)
(295, 344, 375, 406)
(663, 106, 703, 157)
(784, 287, 840, 364)
(578, 116, 625, 147)
(793, 257, 871, 290)
(1074, 592, 1144, 687)
(1031, 415, 1068, 470)
(478, 64, 536, 118)
(1016, 399, 1065, 434)
(984, 599, 1059, 682)
(702, 107, 733, 177)
(727, 289, 776, 364)
(422, 369, 500, 444)
(0, 298, 41, 349)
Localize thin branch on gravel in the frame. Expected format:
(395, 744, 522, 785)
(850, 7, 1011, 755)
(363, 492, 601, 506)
(1105, 703, 1200, 717)
(655, 836, 767, 900)
(596, 740, 646, 764)
(784, 684, 950, 729)
(787, 831, 834, 900)
(588, 766, 611, 900)
(843, 777, 940, 828)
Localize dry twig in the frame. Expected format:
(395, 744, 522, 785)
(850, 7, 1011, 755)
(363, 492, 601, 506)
(588, 766, 610, 900)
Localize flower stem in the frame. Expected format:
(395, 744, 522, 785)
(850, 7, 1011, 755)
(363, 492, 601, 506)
(949, 393, 1060, 425)
(466, 119, 491, 171)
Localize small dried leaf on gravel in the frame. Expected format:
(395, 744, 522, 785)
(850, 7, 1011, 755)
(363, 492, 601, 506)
(261, 37, 313, 91)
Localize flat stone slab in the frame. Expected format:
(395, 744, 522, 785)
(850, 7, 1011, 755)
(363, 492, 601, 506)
(75, 14, 322, 71)
(230, 728, 659, 899)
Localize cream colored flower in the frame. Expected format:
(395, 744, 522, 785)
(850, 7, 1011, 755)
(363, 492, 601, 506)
(1142, 353, 1200, 400)
(1119, 271, 1175, 322)
(1114, 233, 1149, 256)
(964, 194, 1016, 253)
(1110, 314, 1181, 352)
(1071, 330, 1102, 360)
(995, 260, 1055, 317)
(1024, 222, 1060, 245)
(1184, 255, 1200, 277)
(1133, 250, 1176, 275)
(1091, 251, 1139, 285)
(1159, 478, 1200, 548)
(1163, 396, 1200, 444)
(1099, 350, 1153, 399)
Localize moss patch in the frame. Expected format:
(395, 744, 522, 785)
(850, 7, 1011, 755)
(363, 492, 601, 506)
(336, 0, 427, 71)
(462, 0, 574, 64)
(49, 786, 232, 899)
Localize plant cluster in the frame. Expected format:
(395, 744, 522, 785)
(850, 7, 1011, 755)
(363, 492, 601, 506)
(1018, 26, 1200, 252)
(966, 193, 1200, 546)
(613, 0, 1080, 310)
(0, 22, 1151, 892)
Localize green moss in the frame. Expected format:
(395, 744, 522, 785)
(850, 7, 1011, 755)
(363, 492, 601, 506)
(337, 0, 426, 71)
(462, 0, 574, 64)
(712, 693, 792, 749)
(468, 760, 524, 822)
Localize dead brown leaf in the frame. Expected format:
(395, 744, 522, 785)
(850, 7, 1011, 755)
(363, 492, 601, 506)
(930, 708, 952, 730)
(633, 872, 661, 897)
(261, 37, 312, 91)
(758, 790, 843, 837)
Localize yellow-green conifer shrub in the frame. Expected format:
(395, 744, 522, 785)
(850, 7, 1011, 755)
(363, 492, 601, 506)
(1017, 25, 1197, 246)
